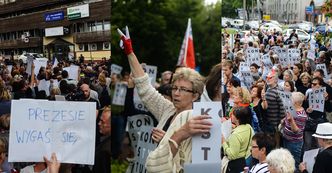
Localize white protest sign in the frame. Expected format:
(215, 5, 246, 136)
(127, 114, 155, 150)
(131, 126, 157, 173)
(33, 58, 48, 76)
(308, 87, 326, 112)
(111, 64, 123, 75)
(245, 48, 260, 65)
(303, 148, 319, 173)
(142, 64, 157, 86)
(239, 62, 250, 72)
(26, 57, 34, 75)
(287, 49, 301, 66)
(307, 50, 316, 61)
(9, 100, 96, 164)
(241, 71, 254, 90)
(273, 47, 288, 67)
(310, 39, 316, 51)
(55, 95, 66, 101)
(38, 79, 51, 96)
(63, 65, 79, 80)
(192, 102, 221, 164)
(221, 119, 232, 141)
(261, 54, 273, 69)
(316, 64, 328, 79)
(6, 65, 12, 73)
(133, 88, 148, 111)
(112, 82, 127, 106)
(278, 91, 297, 117)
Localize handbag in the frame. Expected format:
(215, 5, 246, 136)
(305, 117, 326, 131)
(221, 156, 230, 173)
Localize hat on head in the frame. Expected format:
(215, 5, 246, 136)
(312, 123, 332, 139)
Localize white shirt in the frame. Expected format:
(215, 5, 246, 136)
(249, 162, 270, 173)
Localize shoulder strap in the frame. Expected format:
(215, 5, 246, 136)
(245, 127, 252, 152)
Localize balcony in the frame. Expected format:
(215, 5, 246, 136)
(0, 37, 42, 49)
(74, 31, 110, 44)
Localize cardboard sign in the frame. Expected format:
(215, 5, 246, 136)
(33, 58, 48, 76)
(26, 57, 34, 75)
(288, 49, 301, 66)
(315, 64, 328, 79)
(141, 64, 157, 86)
(112, 82, 127, 106)
(133, 88, 148, 112)
(111, 64, 123, 75)
(239, 62, 250, 72)
(9, 100, 96, 164)
(192, 102, 222, 164)
(38, 79, 51, 96)
(303, 148, 319, 173)
(273, 47, 288, 67)
(308, 87, 326, 112)
(307, 50, 316, 61)
(278, 91, 297, 117)
(131, 126, 157, 173)
(245, 48, 260, 65)
(241, 71, 254, 90)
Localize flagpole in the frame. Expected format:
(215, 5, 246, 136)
(183, 18, 190, 67)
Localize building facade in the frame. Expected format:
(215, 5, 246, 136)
(0, 0, 111, 61)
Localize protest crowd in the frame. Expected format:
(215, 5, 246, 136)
(112, 26, 331, 173)
(0, 54, 111, 172)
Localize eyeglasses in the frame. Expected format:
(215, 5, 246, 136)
(311, 83, 318, 86)
(171, 86, 194, 94)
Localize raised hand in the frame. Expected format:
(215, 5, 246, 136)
(43, 153, 60, 173)
(117, 26, 133, 55)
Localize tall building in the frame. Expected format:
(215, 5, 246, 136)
(0, 0, 111, 61)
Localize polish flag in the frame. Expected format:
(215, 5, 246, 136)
(176, 18, 195, 69)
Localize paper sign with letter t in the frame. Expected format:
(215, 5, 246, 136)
(191, 102, 222, 164)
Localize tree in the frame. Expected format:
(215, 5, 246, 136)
(111, 0, 220, 76)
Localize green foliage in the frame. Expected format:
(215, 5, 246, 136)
(111, 0, 220, 75)
(111, 159, 129, 173)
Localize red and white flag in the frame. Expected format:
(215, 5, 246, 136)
(177, 18, 195, 69)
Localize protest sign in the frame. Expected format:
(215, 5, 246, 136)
(6, 65, 12, 73)
(278, 91, 297, 117)
(184, 162, 221, 173)
(38, 79, 51, 96)
(55, 95, 66, 101)
(192, 102, 221, 164)
(133, 88, 148, 111)
(33, 58, 48, 76)
(303, 148, 319, 173)
(221, 119, 232, 140)
(112, 82, 127, 106)
(26, 57, 34, 75)
(63, 65, 79, 80)
(141, 64, 157, 85)
(307, 50, 316, 61)
(273, 47, 288, 67)
(261, 54, 273, 69)
(239, 62, 250, 72)
(241, 71, 254, 90)
(315, 64, 328, 80)
(127, 115, 155, 149)
(9, 100, 96, 164)
(111, 64, 123, 75)
(308, 87, 326, 112)
(131, 126, 157, 173)
(245, 48, 260, 65)
(288, 49, 301, 66)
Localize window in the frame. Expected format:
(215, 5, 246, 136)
(104, 21, 110, 30)
(95, 22, 103, 31)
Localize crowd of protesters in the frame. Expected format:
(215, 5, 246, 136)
(0, 55, 111, 173)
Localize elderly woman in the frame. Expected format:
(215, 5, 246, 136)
(120, 29, 205, 140)
(297, 72, 311, 95)
(266, 148, 295, 173)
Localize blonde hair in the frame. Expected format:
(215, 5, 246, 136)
(172, 67, 205, 95)
(299, 72, 311, 81)
(234, 87, 251, 104)
(0, 82, 11, 101)
(98, 73, 106, 86)
(292, 92, 305, 106)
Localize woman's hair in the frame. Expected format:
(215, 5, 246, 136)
(233, 106, 252, 125)
(266, 148, 295, 173)
(283, 70, 293, 81)
(292, 92, 305, 106)
(172, 67, 205, 95)
(50, 87, 61, 96)
(251, 85, 263, 99)
(0, 82, 11, 101)
(312, 77, 324, 86)
(205, 63, 221, 100)
(0, 114, 10, 131)
(98, 72, 106, 86)
(299, 72, 311, 81)
(284, 81, 295, 92)
(157, 84, 172, 98)
(294, 63, 303, 74)
(0, 136, 8, 154)
(252, 132, 276, 155)
(234, 87, 251, 104)
(226, 78, 241, 88)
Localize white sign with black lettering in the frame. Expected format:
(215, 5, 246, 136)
(111, 64, 123, 75)
(278, 91, 296, 117)
(273, 47, 288, 67)
(307, 50, 315, 61)
(133, 88, 148, 111)
(261, 54, 273, 69)
(112, 82, 127, 106)
(288, 49, 301, 66)
(241, 71, 254, 90)
(130, 124, 157, 173)
(315, 64, 328, 80)
(192, 102, 222, 164)
(245, 48, 260, 65)
(239, 62, 250, 72)
(308, 87, 326, 112)
(141, 64, 157, 85)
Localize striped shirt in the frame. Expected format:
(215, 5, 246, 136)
(249, 162, 269, 173)
(283, 109, 307, 142)
(265, 86, 285, 129)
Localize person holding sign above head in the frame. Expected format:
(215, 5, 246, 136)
(118, 26, 206, 173)
(299, 122, 332, 173)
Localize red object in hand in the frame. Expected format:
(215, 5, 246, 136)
(121, 36, 133, 55)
